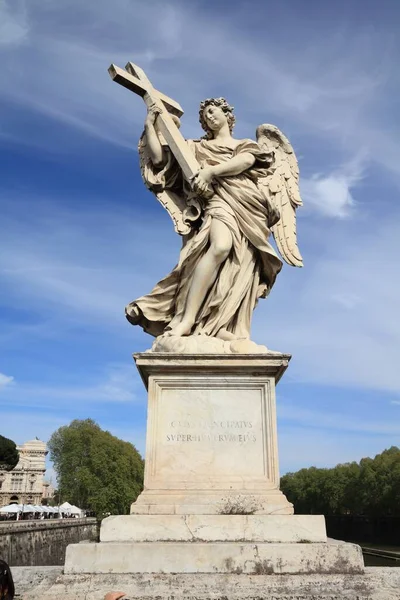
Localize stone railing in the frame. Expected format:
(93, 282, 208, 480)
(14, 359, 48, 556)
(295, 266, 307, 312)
(0, 517, 99, 566)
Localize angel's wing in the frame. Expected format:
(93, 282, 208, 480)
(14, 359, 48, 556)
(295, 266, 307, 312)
(256, 124, 303, 267)
(138, 129, 192, 236)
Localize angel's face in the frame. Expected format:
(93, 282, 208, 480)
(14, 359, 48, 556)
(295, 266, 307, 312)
(203, 105, 227, 134)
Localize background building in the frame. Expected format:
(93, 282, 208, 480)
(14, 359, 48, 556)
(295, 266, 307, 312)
(0, 439, 48, 506)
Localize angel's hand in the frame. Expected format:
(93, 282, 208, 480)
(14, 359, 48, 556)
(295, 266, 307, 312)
(191, 167, 215, 196)
(145, 103, 161, 127)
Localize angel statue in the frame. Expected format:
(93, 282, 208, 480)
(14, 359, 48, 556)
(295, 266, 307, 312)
(121, 85, 303, 354)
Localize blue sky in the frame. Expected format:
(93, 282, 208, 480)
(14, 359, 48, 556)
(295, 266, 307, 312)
(1, 0, 400, 481)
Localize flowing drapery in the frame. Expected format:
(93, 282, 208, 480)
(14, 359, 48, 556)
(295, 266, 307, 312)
(127, 138, 282, 339)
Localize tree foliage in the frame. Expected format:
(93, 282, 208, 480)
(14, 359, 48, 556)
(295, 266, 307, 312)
(281, 446, 400, 517)
(0, 435, 19, 471)
(48, 419, 144, 518)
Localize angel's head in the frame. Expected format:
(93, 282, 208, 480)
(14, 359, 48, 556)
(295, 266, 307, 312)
(199, 98, 236, 139)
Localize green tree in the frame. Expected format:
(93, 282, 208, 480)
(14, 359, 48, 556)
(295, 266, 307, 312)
(0, 434, 19, 471)
(358, 447, 400, 516)
(280, 447, 400, 517)
(48, 419, 144, 518)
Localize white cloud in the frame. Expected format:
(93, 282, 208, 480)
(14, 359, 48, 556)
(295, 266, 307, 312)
(0, 372, 14, 388)
(302, 172, 356, 218)
(301, 152, 366, 218)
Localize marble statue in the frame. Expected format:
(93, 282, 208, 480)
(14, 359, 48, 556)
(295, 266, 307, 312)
(109, 63, 303, 353)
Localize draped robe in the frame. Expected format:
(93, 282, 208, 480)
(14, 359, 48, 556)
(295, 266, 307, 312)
(126, 138, 283, 339)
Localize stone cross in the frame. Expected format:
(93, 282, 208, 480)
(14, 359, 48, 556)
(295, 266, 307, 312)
(108, 62, 201, 182)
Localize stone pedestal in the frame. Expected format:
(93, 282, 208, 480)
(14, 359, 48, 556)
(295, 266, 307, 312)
(131, 353, 293, 516)
(65, 352, 365, 579)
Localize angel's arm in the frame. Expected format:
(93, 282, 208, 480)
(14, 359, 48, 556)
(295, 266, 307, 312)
(144, 105, 167, 169)
(192, 153, 255, 195)
(212, 153, 256, 177)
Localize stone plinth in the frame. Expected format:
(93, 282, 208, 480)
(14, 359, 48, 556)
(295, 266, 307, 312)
(65, 539, 363, 575)
(131, 352, 293, 515)
(100, 514, 327, 543)
(12, 567, 400, 600)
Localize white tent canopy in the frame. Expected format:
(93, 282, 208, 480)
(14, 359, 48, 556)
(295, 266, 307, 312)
(1, 502, 83, 516)
(0, 504, 61, 514)
(21, 504, 36, 513)
(0, 504, 22, 514)
(68, 505, 83, 515)
(59, 501, 83, 515)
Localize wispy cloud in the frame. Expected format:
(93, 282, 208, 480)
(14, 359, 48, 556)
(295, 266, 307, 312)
(279, 403, 400, 436)
(301, 154, 365, 218)
(253, 212, 400, 394)
(302, 171, 356, 218)
(0, 373, 14, 389)
(0, 1, 28, 46)
(0, 194, 180, 329)
(1, 363, 140, 406)
(1, 0, 399, 183)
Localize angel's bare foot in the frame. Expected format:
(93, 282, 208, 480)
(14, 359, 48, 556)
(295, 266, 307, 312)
(164, 319, 194, 337)
(216, 328, 247, 341)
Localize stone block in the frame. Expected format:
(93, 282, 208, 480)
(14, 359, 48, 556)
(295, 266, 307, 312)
(100, 514, 327, 543)
(64, 539, 363, 575)
(12, 566, 400, 600)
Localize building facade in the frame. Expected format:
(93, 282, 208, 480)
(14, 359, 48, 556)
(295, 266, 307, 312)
(0, 439, 48, 506)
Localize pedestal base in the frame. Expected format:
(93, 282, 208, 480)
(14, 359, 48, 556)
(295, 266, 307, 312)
(65, 514, 364, 576)
(65, 539, 363, 575)
(13, 567, 400, 600)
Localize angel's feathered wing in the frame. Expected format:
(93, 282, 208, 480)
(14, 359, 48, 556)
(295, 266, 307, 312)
(138, 131, 192, 236)
(257, 124, 303, 267)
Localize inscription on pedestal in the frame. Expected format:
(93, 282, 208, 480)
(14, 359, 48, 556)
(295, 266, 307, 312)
(166, 419, 257, 444)
(146, 378, 279, 489)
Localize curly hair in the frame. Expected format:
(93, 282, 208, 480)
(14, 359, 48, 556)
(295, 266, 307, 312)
(199, 97, 236, 139)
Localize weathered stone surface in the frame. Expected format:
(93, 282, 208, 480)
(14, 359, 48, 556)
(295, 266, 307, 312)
(100, 514, 327, 543)
(0, 518, 98, 567)
(64, 539, 363, 575)
(132, 353, 293, 516)
(12, 566, 400, 600)
(150, 334, 272, 354)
